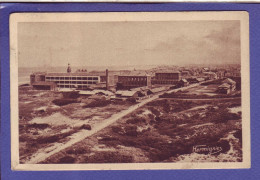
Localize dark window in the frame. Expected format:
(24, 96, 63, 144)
(72, 77, 76, 80)
(93, 77, 98, 80)
(65, 77, 70, 80)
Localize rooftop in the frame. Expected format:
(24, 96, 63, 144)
(155, 71, 180, 74)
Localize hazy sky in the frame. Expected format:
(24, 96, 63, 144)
(18, 21, 240, 68)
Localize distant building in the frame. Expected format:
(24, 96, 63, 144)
(203, 72, 217, 80)
(218, 83, 231, 94)
(223, 78, 236, 91)
(30, 72, 46, 85)
(117, 75, 151, 90)
(152, 71, 181, 85)
(181, 71, 190, 78)
(179, 79, 189, 87)
(218, 78, 236, 94)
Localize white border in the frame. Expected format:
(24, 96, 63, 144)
(10, 12, 250, 171)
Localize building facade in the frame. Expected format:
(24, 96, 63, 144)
(117, 75, 151, 90)
(45, 73, 100, 89)
(152, 71, 181, 85)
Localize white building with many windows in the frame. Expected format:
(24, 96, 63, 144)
(45, 72, 100, 89)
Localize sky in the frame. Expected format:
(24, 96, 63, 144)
(18, 21, 240, 68)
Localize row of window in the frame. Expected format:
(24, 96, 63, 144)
(118, 77, 147, 81)
(46, 80, 98, 84)
(152, 80, 177, 84)
(58, 85, 89, 88)
(122, 82, 148, 86)
(53, 81, 97, 84)
(46, 76, 99, 80)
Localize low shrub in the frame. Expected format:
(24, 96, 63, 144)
(85, 151, 133, 163)
(124, 125, 138, 137)
(111, 126, 123, 134)
(83, 99, 111, 108)
(66, 148, 88, 155)
(233, 129, 242, 143)
(207, 109, 241, 123)
(52, 98, 77, 106)
(149, 107, 160, 116)
(126, 117, 146, 124)
(27, 123, 49, 129)
(58, 156, 76, 163)
(80, 124, 92, 130)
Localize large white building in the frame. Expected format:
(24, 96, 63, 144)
(45, 72, 100, 89)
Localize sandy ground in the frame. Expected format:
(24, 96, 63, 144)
(25, 91, 165, 164)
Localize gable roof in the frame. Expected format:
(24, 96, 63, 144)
(116, 90, 138, 97)
(218, 83, 231, 88)
(223, 78, 236, 85)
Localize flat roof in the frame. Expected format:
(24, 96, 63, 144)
(155, 71, 180, 74)
(46, 72, 100, 77)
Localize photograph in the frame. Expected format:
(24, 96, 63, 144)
(10, 12, 250, 170)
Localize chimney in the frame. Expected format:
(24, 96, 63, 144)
(106, 69, 109, 90)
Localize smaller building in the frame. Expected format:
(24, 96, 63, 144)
(218, 83, 231, 94)
(179, 79, 189, 87)
(115, 90, 140, 98)
(203, 72, 217, 80)
(181, 71, 190, 78)
(32, 81, 57, 91)
(30, 72, 46, 85)
(223, 78, 236, 91)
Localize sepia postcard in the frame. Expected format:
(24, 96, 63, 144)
(10, 12, 250, 170)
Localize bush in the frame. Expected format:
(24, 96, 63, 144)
(126, 117, 146, 124)
(127, 97, 136, 103)
(149, 107, 160, 116)
(83, 99, 111, 108)
(27, 123, 49, 129)
(58, 156, 76, 163)
(208, 109, 241, 123)
(66, 148, 88, 155)
(52, 98, 77, 106)
(85, 152, 133, 163)
(80, 124, 92, 130)
(233, 129, 242, 143)
(125, 125, 138, 137)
